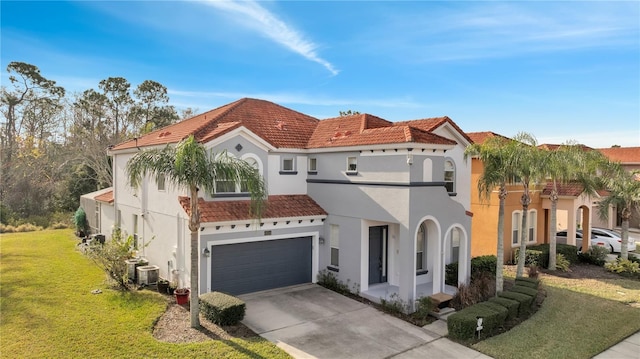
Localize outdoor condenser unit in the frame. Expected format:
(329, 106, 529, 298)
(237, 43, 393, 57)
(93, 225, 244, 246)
(137, 265, 160, 285)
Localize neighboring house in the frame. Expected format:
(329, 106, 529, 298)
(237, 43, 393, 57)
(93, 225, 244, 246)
(80, 187, 115, 235)
(85, 98, 473, 309)
(597, 146, 640, 229)
(467, 132, 605, 262)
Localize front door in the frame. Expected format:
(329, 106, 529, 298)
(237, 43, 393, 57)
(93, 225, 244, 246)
(368, 226, 387, 284)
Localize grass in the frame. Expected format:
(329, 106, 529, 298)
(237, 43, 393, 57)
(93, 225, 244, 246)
(472, 267, 640, 359)
(0, 230, 290, 358)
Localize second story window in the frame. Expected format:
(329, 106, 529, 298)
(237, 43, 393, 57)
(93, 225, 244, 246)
(347, 156, 357, 174)
(308, 157, 317, 173)
(444, 160, 455, 193)
(280, 157, 297, 174)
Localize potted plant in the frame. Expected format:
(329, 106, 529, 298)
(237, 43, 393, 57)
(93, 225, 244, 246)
(157, 278, 170, 294)
(174, 288, 190, 305)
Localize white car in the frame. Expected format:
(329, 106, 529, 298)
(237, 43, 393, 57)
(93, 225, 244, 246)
(556, 228, 637, 253)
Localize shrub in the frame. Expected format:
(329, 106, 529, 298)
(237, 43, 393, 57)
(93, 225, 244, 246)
(477, 302, 508, 326)
(74, 207, 89, 237)
(510, 285, 539, 298)
(448, 303, 504, 340)
(516, 244, 579, 268)
(445, 255, 498, 286)
(604, 258, 640, 279)
(515, 276, 540, 289)
(85, 228, 135, 291)
(316, 269, 352, 295)
(414, 296, 435, 318)
(380, 293, 409, 315)
(488, 296, 519, 321)
(50, 222, 69, 230)
(199, 291, 246, 326)
(450, 272, 496, 310)
(498, 291, 533, 316)
(578, 246, 609, 266)
(11, 223, 43, 232)
(555, 253, 571, 272)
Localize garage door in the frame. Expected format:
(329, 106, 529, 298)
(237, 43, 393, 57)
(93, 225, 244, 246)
(210, 236, 312, 295)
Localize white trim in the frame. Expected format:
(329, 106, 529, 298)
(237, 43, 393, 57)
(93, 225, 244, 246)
(203, 126, 275, 152)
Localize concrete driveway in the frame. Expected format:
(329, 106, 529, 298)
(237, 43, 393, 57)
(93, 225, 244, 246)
(239, 284, 490, 359)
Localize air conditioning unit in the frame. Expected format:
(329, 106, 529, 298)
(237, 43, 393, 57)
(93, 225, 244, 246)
(137, 265, 159, 285)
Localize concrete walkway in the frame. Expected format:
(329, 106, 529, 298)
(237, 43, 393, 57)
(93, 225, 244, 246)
(240, 284, 490, 359)
(593, 331, 640, 359)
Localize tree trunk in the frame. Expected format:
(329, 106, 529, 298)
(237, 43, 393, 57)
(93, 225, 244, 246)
(496, 185, 507, 292)
(620, 207, 630, 260)
(516, 192, 531, 277)
(548, 186, 559, 270)
(188, 185, 200, 328)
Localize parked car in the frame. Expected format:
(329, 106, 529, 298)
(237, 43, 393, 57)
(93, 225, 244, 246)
(556, 227, 637, 253)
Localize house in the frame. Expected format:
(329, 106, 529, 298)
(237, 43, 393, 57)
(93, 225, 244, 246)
(597, 146, 640, 229)
(468, 132, 615, 261)
(80, 187, 115, 235)
(86, 98, 473, 310)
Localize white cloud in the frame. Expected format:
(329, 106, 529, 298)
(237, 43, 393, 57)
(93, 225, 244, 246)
(198, 0, 338, 75)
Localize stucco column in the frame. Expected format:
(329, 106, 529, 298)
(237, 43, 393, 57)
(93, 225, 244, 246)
(397, 225, 415, 311)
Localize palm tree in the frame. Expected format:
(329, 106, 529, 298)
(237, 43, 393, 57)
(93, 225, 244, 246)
(465, 135, 520, 292)
(597, 166, 640, 260)
(512, 133, 545, 278)
(126, 135, 266, 327)
(542, 143, 603, 270)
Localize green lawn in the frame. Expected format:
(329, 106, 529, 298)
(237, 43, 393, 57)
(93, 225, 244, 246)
(472, 268, 640, 359)
(0, 230, 290, 358)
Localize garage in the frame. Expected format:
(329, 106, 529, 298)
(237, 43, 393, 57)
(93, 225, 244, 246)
(210, 236, 312, 295)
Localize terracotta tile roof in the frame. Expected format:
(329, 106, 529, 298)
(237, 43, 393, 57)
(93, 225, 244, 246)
(307, 114, 456, 148)
(597, 147, 640, 164)
(112, 98, 466, 151)
(94, 190, 114, 204)
(112, 98, 319, 150)
(395, 117, 474, 145)
(541, 182, 610, 197)
(467, 131, 509, 144)
(179, 195, 327, 223)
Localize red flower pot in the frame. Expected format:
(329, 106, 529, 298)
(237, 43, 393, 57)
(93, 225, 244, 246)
(174, 289, 190, 305)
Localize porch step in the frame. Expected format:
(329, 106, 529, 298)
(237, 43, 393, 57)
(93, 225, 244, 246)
(430, 306, 456, 321)
(429, 292, 454, 309)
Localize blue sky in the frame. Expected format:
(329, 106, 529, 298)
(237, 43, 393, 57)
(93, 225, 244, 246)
(2, 0, 639, 148)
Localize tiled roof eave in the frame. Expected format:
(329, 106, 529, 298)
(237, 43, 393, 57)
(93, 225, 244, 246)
(202, 214, 328, 227)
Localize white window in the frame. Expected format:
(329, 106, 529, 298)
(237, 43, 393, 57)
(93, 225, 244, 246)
(308, 157, 317, 172)
(512, 210, 536, 245)
(444, 160, 455, 193)
(95, 202, 100, 232)
(512, 211, 521, 245)
(133, 214, 139, 249)
(157, 174, 166, 191)
(330, 225, 339, 267)
(215, 177, 236, 193)
(450, 228, 461, 262)
(528, 210, 537, 243)
(347, 157, 357, 172)
(416, 223, 427, 272)
(240, 157, 259, 193)
(282, 157, 295, 172)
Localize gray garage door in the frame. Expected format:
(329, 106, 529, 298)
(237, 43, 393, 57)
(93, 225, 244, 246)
(211, 237, 312, 295)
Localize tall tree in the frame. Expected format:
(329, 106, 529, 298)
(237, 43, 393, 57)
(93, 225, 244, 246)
(131, 80, 178, 134)
(126, 135, 266, 328)
(0, 62, 64, 162)
(543, 144, 606, 270)
(512, 132, 544, 278)
(99, 77, 133, 143)
(597, 167, 640, 260)
(465, 135, 519, 292)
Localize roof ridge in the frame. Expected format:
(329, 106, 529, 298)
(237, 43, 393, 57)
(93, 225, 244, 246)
(191, 98, 247, 142)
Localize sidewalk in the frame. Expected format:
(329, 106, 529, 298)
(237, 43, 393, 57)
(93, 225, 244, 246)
(593, 331, 640, 359)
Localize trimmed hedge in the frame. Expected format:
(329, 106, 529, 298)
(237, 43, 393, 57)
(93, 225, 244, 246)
(199, 291, 246, 326)
(447, 304, 503, 340)
(498, 291, 533, 316)
(515, 276, 540, 289)
(478, 302, 508, 324)
(510, 285, 539, 298)
(445, 255, 498, 286)
(488, 296, 519, 321)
